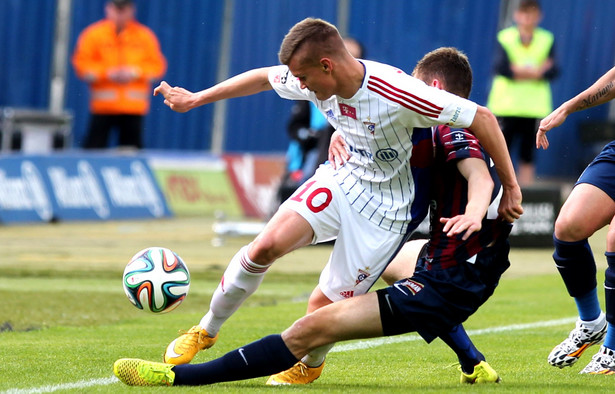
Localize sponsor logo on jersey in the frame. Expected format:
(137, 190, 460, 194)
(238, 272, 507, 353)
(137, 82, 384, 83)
(339, 103, 357, 119)
(448, 106, 461, 124)
(273, 69, 290, 84)
(398, 279, 424, 295)
(375, 148, 398, 162)
(339, 290, 354, 298)
(348, 143, 373, 160)
(325, 109, 336, 121)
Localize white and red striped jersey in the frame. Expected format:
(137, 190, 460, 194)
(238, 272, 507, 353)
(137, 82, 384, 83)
(269, 60, 478, 234)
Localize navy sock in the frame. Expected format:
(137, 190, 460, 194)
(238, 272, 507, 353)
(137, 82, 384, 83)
(439, 324, 484, 374)
(575, 287, 601, 321)
(552, 236, 597, 297)
(172, 334, 298, 386)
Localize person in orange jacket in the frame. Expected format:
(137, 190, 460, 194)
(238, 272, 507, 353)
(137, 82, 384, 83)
(72, 0, 166, 149)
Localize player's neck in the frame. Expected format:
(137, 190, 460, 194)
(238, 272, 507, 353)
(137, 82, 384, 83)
(336, 58, 365, 99)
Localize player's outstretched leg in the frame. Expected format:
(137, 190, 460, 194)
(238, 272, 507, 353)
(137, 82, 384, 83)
(459, 361, 501, 384)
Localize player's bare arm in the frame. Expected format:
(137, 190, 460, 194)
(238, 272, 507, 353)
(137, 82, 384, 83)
(537, 66, 615, 150)
(154, 67, 273, 113)
(440, 157, 493, 241)
(468, 106, 523, 222)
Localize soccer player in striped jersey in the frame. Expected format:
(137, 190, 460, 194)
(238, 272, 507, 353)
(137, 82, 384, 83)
(152, 17, 522, 372)
(113, 45, 513, 388)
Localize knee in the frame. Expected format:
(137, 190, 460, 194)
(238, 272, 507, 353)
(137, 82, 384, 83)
(249, 233, 282, 264)
(282, 315, 321, 358)
(554, 215, 590, 241)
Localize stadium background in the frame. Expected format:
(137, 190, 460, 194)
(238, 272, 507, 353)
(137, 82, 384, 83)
(1, 0, 615, 199)
(2, 3, 614, 391)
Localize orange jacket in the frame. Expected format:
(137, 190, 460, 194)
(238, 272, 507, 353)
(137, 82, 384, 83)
(72, 19, 167, 115)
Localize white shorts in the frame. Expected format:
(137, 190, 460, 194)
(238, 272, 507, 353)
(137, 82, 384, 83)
(280, 165, 407, 302)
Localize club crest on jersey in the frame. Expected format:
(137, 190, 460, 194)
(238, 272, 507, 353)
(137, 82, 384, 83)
(398, 279, 424, 295)
(339, 103, 357, 119)
(339, 290, 354, 298)
(363, 117, 376, 134)
(355, 268, 371, 286)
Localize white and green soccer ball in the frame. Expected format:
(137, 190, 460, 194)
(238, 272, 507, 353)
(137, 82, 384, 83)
(123, 247, 190, 313)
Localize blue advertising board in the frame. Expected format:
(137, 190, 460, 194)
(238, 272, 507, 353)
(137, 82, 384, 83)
(0, 154, 172, 223)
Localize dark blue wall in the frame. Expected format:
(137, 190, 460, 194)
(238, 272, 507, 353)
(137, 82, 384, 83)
(1, 0, 615, 179)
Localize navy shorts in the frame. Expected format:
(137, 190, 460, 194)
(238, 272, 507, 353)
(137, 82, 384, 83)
(377, 238, 510, 343)
(577, 141, 615, 201)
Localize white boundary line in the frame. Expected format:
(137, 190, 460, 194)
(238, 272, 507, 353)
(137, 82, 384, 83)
(3, 377, 118, 394)
(3, 317, 577, 393)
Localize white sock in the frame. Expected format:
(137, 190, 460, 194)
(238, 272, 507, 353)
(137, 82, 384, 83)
(301, 343, 335, 367)
(200, 245, 270, 335)
(584, 311, 606, 329)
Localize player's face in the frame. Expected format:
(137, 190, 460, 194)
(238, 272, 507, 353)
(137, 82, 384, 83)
(288, 56, 335, 100)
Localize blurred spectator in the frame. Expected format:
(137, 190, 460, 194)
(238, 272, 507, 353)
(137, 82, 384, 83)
(72, 0, 166, 149)
(486, 0, 558, 186)
(278, 37, 365, 202)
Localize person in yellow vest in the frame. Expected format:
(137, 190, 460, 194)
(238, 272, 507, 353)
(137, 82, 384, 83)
(487, 0, 558, 186)
(72, 0, 167, 149)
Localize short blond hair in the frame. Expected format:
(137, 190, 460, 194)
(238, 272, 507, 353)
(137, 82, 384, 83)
(278, 18, 344, 66)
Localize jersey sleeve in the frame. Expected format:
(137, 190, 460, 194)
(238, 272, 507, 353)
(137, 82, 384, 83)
(421, 83, 478, 128)
(384, 72, 478, 129)
(268, 65, 315, 101)
(435, 125, 485, 163)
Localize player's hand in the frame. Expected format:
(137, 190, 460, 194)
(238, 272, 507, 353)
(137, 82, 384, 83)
(328, 130, 350, 169)
(154, 81, 197, 113)
(498, 186, 523, 223)
(536, 105, 569, 150)
(440, 214, 482, 241)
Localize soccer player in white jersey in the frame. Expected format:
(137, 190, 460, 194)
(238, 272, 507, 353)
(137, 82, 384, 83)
(152, 17, 523, 375)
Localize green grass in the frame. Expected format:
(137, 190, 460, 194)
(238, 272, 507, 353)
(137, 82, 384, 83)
(0, 217, 612, 393)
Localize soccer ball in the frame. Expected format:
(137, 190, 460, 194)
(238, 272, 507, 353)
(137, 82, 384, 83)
(122, 247, 190, 313)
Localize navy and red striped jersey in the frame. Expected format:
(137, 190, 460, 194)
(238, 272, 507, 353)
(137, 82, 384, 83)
(425, 125, 509, 269)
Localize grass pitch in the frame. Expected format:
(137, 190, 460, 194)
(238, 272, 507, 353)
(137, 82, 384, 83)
(0, 216, 612, 393)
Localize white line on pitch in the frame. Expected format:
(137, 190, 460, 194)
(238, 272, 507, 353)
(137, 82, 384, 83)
(3, 377, 118, 394)
(330, 316, 578, 352)
(2, 317, 577, 393)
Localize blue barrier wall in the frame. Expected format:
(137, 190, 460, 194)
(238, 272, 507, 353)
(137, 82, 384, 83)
(1, 0, 615, 178)
(0, 153, 171, 223)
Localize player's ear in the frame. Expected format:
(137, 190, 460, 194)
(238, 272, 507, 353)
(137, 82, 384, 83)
(432, 79, 443, 90)
(321, 58, 332, 72)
